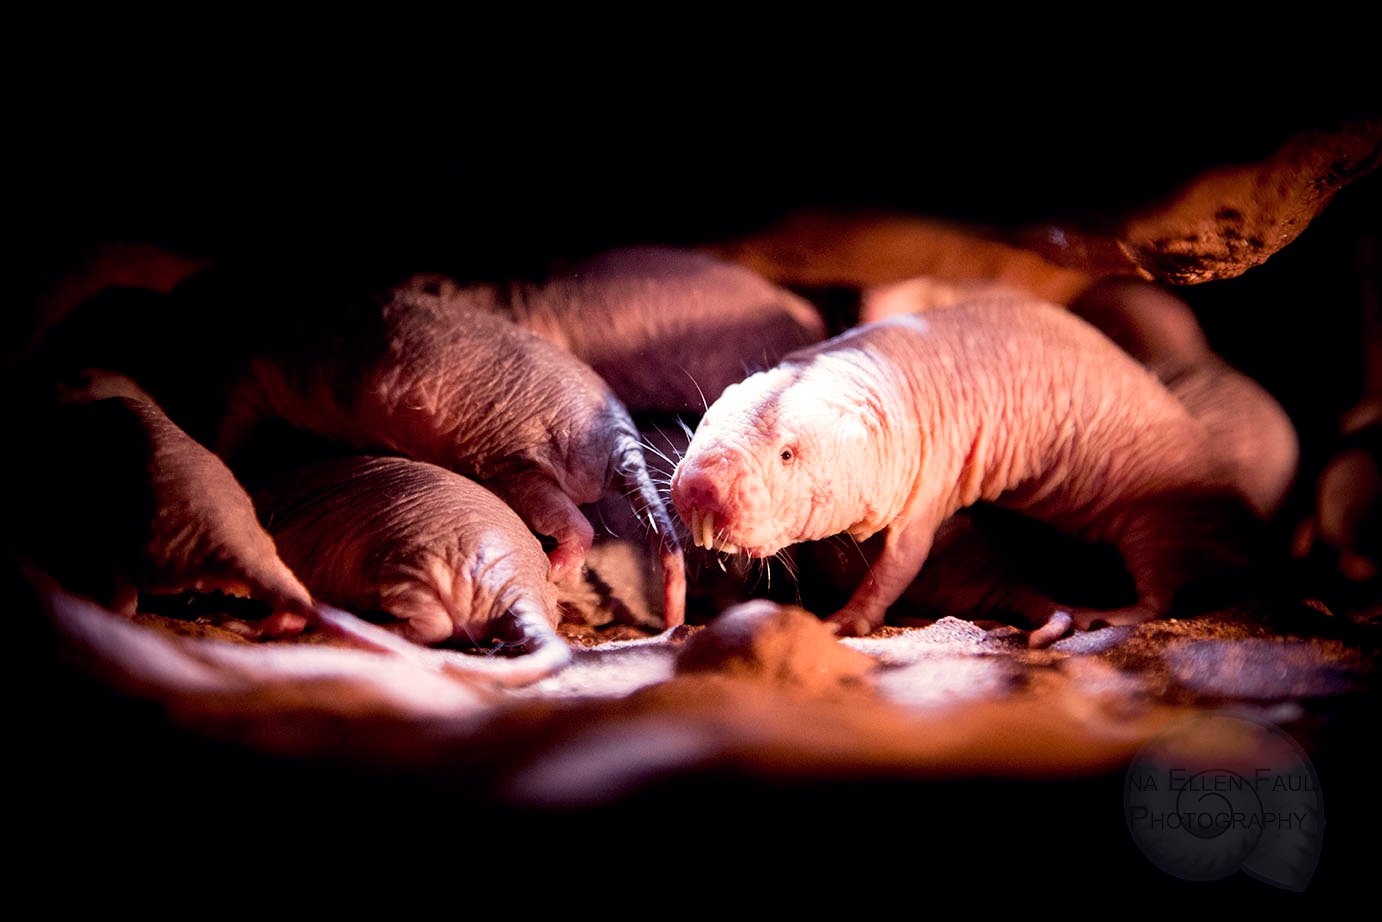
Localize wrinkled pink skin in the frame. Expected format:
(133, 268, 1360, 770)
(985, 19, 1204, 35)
(404, 247, 826, 414)
(257, 456, 571, 680)
(23, 370, 313, 637)
(869, 276, 1298, 519)
(673, 299, 1254, 637)
(220, 286, 686, 627)
(1070, 279, 1298, 519)
(897, 283, 1296, 645)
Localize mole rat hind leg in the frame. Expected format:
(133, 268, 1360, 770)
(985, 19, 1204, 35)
(1070, 489, 1260, 632)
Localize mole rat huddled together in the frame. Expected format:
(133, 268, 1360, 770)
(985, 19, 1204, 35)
(22, 244, 1295, 681)
(21, 248, 824, 682)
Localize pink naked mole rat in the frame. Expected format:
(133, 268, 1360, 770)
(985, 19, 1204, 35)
(672, 297, 1261, 639)
(401, 246, 826, 414)
(18, 369, 314, 635)
(256, 455, 570, 683)
(211, 276, 686, 627)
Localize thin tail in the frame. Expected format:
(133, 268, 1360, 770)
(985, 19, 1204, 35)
(431, 602, 573, 687)
(314, 602, 571, 688)
(27, 569, 487, 709)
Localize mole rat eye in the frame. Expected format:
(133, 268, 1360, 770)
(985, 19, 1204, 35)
(779, 447, 795, 464)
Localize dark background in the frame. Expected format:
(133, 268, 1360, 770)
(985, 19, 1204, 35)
(11, 25, 1378, 290)
(5, 22, 1379, 904)
(11, 30, 1378, 503)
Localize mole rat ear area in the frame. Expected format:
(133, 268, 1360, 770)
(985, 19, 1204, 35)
(797, 388, 901, 542)
(784, 378, 878, 466)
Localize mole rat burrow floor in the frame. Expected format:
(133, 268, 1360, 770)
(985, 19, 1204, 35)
(40, 547, 1376, 801)
(521, 608, 1371, 797)
(17, 547, 1380, 895)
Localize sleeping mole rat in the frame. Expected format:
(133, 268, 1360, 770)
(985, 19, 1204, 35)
(403, 247, 826, 415)
(671, 297, 1258, 638)
(206, 273, 687, 627)
(256, 454, 570, 684)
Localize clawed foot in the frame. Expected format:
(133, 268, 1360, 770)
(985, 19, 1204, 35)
(491, 473, 594, 583)
(220, 610, 311, 639)
(1027, 604, 1159, 648)
(547, 537, 591, 584)
(152, 568, 316, 640)
(826, 606, 886, 637)
(1027, 610, 1074, 648)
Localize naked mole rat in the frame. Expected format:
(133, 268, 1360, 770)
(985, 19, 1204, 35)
(1069, 278, 1298, 518)
(256, 455, 570, 684)
(16, 369, 315, 635)
(671, 297, 1258, 637)
(208, 274, 687, 627)
(869, 275, 1299, 519)
(421, 246, 828, 414)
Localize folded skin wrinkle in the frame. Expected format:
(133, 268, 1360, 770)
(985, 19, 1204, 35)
(673, 299, 1262, 640)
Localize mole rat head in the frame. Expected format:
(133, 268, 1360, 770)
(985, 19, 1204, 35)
(671, 364, 879, 557)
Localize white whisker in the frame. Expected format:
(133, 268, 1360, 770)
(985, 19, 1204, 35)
(654, 427, 686, 463)
(639, 438, 675, 468)
(679, 367, 710, 413)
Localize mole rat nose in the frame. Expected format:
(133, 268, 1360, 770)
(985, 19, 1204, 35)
(672, 457, 744, 551)
(673, 464, 726, 516)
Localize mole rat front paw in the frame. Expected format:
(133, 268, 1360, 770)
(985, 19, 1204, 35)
(546, 540, 590, 583)
(488, 471, 595, 584)
(825, 606, 886, 637)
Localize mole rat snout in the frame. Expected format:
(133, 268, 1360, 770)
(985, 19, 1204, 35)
(671, 454, 748, 552)
(671, 457, 729, 516)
